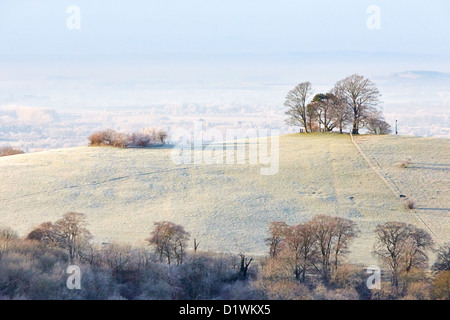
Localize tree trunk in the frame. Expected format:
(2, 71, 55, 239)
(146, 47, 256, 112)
(352, 105, 359, 134)
(193, 239, 199, 253)
(239, 255, 253, 280)
(294, 267, 300, 280)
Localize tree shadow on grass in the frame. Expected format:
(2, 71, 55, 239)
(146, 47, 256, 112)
(415, 207, 450, 212)
(409, 165, 450, 171)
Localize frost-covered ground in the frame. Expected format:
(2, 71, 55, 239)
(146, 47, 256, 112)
(0, 134, 448, 265)
(354, 134, 450, 248)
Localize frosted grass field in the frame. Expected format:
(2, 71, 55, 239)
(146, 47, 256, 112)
(0, 134, 448, 265)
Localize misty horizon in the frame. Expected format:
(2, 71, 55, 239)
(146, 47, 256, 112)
(1, 1, 449, 150)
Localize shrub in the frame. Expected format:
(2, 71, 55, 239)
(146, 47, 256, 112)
(405, 198, 416, 210)
(28, 273, 61, 300)
(127, 133, 151, 148)
(89, 128, 167, 148)
(88, 131, 106, 146)
(79, 268, 117, 300)
(35, 253, 60, 273)
(0, 146, 24, 157)
(178, 255, 213, 299)
(220, 281, 261, 300)
(137, 264, 175, 300)
(158, 130, 168, 144)
(261, 280, 312, 300)
(312, 283, 360, 300)
(366, 118, 392, 135)
(330, 264, 359, 289)
(88, 129, 126, 147)
(146, 221, 190, 265)
(370, 281, 399, 300)
(403, 281, 431, 300)
(432, 271, 450, 300)
(399, 157, 412, 168)
(0, 252, 37, 299)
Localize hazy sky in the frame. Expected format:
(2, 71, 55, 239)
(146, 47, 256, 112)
(1, 0, 449, 56)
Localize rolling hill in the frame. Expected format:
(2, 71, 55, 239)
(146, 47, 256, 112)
(0, 133, 448, 266)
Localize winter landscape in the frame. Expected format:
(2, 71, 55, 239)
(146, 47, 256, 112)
(0, 0, 449, 302)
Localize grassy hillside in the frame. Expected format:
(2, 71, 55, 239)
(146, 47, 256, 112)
(0, 133, 448, 265)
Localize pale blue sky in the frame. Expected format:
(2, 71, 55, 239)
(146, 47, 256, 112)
(0, 0, 449, 55)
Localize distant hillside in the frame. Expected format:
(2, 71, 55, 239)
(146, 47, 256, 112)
(0, 134, 448, 265)
(390, 70, 450, 83)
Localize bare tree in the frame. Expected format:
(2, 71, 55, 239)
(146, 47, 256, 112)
(26, 222, 58, 247)
(433, 243, 450, 272)
(365, 110, 392, 135)
(334, 74, 381, 134)
(172, 224, 190, 265)
(330, 87, 352, 134)
(332, 218, 358, 270)
(285, 82, 314, 133)
(102, 242, 135, 276)
(265, 216, 357, 285)
(238, 253, 253, 280)
(193, 238, 200, 253)
(310, 215, 358, 284)
(373, 222, 434, 291)
(284, 222, 318, 283)
(265, 221, 288, 259)
(52, 212, 93, 263)
(306, 102, 319, 132)
(374, 222, 410, 290)
(310, 91, 352, 134)
(0, 227, 19, 253)
(146, 221, 190, 265)
(403, 227, 434, 273)
(26, 214, 92, 263)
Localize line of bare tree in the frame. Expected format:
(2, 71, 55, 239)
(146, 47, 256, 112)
(264, 216, 447, 299)
(285, 74, 391, 135)
(265, 215, 358, 284)
(1, 212, 449, 300)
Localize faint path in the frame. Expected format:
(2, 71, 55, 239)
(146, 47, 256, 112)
(350, 133, 443, 247)
(0, 167, 189, 202)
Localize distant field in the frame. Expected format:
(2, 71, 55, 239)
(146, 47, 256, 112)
(0, 133, 448, 266)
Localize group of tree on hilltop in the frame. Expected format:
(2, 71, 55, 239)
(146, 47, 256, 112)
(285, 74, 391, 135)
